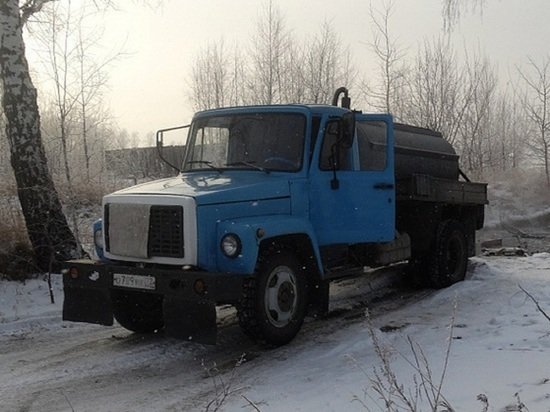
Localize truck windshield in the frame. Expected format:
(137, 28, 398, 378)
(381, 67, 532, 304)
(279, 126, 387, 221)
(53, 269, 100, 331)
(183, 113, 306, 172)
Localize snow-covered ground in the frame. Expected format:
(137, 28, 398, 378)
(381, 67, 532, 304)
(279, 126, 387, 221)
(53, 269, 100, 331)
(1, 253, 550, 411)
(221, 254, 550, 411)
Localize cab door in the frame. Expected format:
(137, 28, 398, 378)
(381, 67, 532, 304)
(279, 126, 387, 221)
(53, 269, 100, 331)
(309, 114, 395, 246)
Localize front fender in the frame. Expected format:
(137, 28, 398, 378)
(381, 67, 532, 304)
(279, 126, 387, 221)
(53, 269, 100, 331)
(93, 219, 111, 263)
(216, 216, 323, 275)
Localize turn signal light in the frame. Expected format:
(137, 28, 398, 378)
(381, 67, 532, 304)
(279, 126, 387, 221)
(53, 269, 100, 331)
(69, 267, 79, 279)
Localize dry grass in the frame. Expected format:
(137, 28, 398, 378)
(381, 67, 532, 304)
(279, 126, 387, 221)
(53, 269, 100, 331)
(0, 186, 36, 279)
(350, 303, 535, 412)
(203, 354, 256, 412)
(349, 306, 457, 412)
(0, 174, 136, 278)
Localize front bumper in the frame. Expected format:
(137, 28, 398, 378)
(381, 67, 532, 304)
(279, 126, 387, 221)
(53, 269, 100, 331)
(62, 259, 245, 344)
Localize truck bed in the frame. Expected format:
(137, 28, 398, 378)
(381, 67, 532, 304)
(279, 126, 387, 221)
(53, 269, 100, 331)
(396, 174, 488, 205)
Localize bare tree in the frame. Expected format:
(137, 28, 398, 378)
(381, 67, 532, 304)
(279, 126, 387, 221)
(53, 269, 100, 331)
(518, 56, 550, 185)
(396, 39, 507, 178)
(400, 37, 472, 146)
(0, 0, 83, 270)
(29, 0, 118, 247)
(75, 7, 114, 183)
(457, 53, 497, 175)
(44, 0, 78, 193)
(248, 0, 290, 104)
(278, 35, 305, 104)
(189, 40, 230, 111)
(228, 43, 248, 107)
(492, 91, 524, 170)
(303, 20, 356, 105)
(189, 2, 299, 108)
(469, 87, 526, 174)
(188, 5, 358, 109)
(33, 1, 118, 182)
(441, 0, 486, 31)
(363, 0, 407, 115)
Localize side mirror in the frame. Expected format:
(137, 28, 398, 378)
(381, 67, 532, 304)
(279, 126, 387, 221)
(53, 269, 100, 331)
(155, 124, 190, 173)
(341, 111, 355, 148)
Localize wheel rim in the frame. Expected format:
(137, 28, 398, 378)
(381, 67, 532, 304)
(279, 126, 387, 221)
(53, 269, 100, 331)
(264, 265, 298, 328)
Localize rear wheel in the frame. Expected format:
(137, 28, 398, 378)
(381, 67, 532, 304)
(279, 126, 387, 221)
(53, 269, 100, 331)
(112, 290, 164, 333)
(428, 220, 468, 289)
(238, 251, 307, 346)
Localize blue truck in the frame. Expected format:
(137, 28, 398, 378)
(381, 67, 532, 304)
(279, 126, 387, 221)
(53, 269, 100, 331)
(63, 88, 487, 345)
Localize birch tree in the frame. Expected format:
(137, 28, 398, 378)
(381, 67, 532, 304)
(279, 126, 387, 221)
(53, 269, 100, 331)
(0, 0, 83, 270)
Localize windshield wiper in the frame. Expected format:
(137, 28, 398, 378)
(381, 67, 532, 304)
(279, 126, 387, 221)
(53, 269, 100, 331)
(225, 161, 270, 173)
(186, 160, 222, 173)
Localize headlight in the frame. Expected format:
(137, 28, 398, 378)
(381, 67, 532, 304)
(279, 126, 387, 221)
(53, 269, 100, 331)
(94, 228, 104, 249)
(221, 234, 241, 258)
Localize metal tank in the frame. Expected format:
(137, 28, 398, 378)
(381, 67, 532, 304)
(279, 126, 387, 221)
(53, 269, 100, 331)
(356, 121, 459, 181)
(393, 123, 458, 180)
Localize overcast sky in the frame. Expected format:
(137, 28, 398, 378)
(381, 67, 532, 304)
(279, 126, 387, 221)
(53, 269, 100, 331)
(28, 0, 550, 144)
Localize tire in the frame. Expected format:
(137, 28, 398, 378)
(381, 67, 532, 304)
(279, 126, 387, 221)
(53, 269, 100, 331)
(112, 290, 164, 334)
(238, 251, 307, 346)
(428, 220, 468, 289)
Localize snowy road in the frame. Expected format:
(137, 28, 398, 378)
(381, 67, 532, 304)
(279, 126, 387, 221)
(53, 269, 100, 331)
(0, 314, 219, 411)
(1, 255, 550, 411)
(0, 266, 415, 412)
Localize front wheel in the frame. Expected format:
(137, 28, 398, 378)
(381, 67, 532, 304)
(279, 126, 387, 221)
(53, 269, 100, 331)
(112, 290, 164, 334)
(428, 220, 468, 289)
(238, 251, 307, 346)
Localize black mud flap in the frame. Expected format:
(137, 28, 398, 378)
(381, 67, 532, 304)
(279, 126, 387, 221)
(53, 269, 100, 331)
(163, 296, 217, 344)
(63, 287, 114, 326)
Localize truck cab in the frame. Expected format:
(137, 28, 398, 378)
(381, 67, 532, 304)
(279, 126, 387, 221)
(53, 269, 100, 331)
(63, 90, 486, 345)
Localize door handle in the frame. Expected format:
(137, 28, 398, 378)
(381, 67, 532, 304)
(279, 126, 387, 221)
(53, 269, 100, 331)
(373, 182, 394, 190)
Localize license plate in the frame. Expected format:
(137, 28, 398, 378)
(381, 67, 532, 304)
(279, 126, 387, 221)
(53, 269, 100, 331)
(113, 273, 156, 291)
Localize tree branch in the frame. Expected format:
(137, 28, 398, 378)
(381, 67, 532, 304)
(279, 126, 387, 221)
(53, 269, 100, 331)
(519, 284, 550, 323)
(20, 0, 56, 25)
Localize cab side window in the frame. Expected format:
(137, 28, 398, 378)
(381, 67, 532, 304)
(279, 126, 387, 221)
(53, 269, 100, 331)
(319, 120, 352, 171)
(357, 121, 387, 171)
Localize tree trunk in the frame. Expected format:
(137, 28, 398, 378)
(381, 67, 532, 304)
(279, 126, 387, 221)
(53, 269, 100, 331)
(0, 0, 83, 271)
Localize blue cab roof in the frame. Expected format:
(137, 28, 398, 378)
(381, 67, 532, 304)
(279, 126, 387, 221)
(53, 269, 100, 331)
(192, 104, 351, 119)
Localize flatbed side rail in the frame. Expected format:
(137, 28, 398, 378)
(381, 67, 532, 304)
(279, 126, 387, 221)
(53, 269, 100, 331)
(396, 174, 488, 205)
